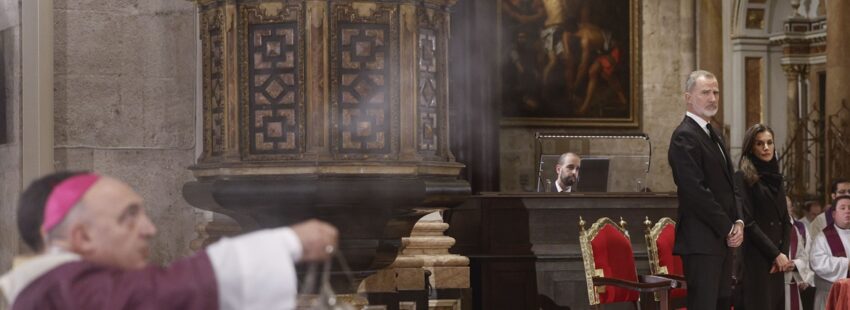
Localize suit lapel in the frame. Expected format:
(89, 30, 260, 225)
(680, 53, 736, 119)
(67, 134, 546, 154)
(683, 117, 734, 184)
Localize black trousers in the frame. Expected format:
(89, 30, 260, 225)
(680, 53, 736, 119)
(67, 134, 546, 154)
(682, 251, 733, 310)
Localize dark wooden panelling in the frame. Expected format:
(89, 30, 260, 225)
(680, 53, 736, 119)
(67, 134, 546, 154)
(446, 193, 679, 310)
(417, 26, 439, 156)
(485, 260, 538, 310)
(200, 7, 225, 156)
(336, 24, 390, 154)
(329, 3, 398, 159)
(239, 4, 306, 160)
(248, 22, 302, 155)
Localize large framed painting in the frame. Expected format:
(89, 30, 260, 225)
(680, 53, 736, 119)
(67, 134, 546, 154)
(499, 0, 641, 127)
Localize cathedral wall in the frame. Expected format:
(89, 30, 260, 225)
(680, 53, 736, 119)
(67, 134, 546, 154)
(52, 0, 202, 264)
(4, 0, 709, 266)
(0, 0, 22, 271)
(500, 0, 696, 193)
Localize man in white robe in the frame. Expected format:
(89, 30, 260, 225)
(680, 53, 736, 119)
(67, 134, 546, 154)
(809, 195, 850, 310)
(786, 196, 815, 310)
(808, 179, 850, 240)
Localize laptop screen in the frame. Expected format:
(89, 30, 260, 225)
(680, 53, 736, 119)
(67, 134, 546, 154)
(575, 158, 610, 192)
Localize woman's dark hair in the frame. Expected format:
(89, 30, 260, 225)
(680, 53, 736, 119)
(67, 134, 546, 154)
(17, 171, 87, 252)
(738, 123, 776, 186)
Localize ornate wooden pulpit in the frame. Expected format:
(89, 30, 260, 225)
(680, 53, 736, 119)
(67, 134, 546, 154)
(182, 0, 470, 308)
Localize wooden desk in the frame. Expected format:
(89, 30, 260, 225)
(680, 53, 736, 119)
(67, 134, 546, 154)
(445, 192, 678, 310)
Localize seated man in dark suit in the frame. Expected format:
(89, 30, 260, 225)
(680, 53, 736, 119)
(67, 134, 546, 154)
(552, 152, 581, 193)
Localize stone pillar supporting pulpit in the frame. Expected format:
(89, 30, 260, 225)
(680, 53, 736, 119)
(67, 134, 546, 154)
(182, 0, 470, 308)
(359, 212, 469, 309)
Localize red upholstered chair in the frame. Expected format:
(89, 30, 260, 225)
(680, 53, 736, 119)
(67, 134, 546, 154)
(644, 217, 687, 304)
(579, 216, 676, 309)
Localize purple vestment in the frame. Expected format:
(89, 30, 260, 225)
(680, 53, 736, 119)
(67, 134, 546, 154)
(10, 252, 218, 310)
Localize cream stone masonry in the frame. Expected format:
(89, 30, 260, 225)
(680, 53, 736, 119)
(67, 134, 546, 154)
(0, 0, 22, 270)
(21, 0, 53, 187)
(52, 0, 203, 263)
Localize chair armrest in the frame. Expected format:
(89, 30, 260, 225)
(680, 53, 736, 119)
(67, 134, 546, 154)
(592, 276, 674, 293)
(640, 274, 685, 290)
(656, 274, 685, 282)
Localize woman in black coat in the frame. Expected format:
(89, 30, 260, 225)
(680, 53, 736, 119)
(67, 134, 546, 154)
(735, 123, 791, 310)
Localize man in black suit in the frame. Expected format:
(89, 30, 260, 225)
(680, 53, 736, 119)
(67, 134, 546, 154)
(552, 152, 581, 193)
(668, 70, 744, 310)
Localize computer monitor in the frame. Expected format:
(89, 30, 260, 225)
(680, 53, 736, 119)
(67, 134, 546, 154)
(575, 158, 609, 192)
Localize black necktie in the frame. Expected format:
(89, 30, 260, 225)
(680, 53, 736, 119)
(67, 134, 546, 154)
(706, 124, 727, 166)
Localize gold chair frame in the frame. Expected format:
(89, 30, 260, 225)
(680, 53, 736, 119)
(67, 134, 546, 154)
(579, 216, 675, 309)
(643, 217, 687, 303)
(643, 217, 678, 276)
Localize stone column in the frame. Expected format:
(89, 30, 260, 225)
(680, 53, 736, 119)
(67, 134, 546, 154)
(697, 0, 724, 127)
(783, 64, 808, 133)
(782, 64, 809, 198)
(359, 212, 469, 310)
(405, 212, 469, 308)
(825, 0, 850, 116)
(825, 0, 850, 188)
(770, 2, 826, 200)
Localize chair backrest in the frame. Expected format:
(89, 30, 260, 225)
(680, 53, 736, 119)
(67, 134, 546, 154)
(644, 217, 684, 277)
(579, 217, 640, 305)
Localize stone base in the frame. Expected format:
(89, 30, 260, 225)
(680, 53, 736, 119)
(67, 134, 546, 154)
(360, 268, 426, 292)
(424, 266, 469, 289)
(296, 294, 370, 309)
(430, 299, 462, 310)
(355, 211, 471, 310)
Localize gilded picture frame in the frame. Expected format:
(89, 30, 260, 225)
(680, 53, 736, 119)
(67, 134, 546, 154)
(499, 0, 642, 127)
